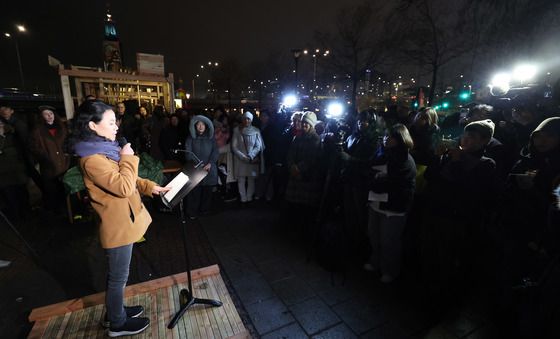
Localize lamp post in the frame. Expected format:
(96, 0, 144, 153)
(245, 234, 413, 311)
(3, 25, 26, 90)
(311, 49, 329, 90)
(198, 61, 219, 100)
(291, 49, 302, 89)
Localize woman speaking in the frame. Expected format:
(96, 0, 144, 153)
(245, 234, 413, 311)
(72, 100, 169, 337)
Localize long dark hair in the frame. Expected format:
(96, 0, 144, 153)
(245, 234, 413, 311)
(389, 123, 414, 151)
(71, 100, 113, 143)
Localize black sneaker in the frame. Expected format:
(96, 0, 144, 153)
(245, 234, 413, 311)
(101, 305, 144, 328)
(108, 317, 150, 337)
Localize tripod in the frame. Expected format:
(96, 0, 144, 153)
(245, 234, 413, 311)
(166, 167, 222, 329)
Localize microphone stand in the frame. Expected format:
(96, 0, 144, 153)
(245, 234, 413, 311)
(172, 149, 204, 169)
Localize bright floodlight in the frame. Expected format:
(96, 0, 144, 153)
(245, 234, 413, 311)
(327, 102, 344, 117)
(282, 94, 298, 108)
(16, 25, 26, 32)
(489, 72, 511, 96)
(513, 64, 537, 82)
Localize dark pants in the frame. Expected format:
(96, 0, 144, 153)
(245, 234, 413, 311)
(105, 243, 133, 328)
(187, 185, 213, 216)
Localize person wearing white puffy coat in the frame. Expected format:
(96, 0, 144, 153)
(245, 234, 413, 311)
(231, 111, 265, 202)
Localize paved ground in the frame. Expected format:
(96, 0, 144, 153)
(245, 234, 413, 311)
(0, 195, 520, 338)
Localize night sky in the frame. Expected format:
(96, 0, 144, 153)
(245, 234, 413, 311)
(1, 0, 362, 92)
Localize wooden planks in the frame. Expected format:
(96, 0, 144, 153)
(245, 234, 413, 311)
(27, 265, 249, 338)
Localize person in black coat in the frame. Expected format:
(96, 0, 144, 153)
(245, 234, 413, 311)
(185, 115, 218, 218)
(341, 110, 379, 257)
(159, 114, 183, 162)
(505, 117, 560, 251)
(422, 119, 497, 299)
(365, 124, 416, 283)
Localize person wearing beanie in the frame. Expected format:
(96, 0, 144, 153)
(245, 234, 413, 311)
(29, 105, 70, 212)
(301, 111, 317, 128)
(285, 111, 322, 232)
(423, 117, 497, 298)
(464, 119, 494, 140)
(231, 111, 265, 203)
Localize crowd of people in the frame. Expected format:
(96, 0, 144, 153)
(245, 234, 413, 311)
(1, 96, 559, 335)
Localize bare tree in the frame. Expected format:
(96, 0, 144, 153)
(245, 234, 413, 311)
(391, 0, 475, 104)
(469, 0, 560, 72)
(315, 1, 396, 113)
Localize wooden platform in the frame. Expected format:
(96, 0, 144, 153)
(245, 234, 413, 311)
(28, 265, 249, 338)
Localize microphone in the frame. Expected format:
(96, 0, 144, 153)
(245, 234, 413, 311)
(172, 149, 204, 169)
(117, 137, 128, 147)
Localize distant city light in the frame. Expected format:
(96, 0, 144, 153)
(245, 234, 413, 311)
(4, 33, 10, 37)
(17, 25, 26, 32)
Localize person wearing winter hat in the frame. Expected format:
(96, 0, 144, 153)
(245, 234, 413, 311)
(461, 119, 494, 153)
(231, 111, 265, 203)
(285, 111, 322, 208)
(301, 111, 317, 129)
(422, 118, 498, 294)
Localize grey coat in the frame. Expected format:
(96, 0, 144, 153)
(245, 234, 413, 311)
(185, 115, 219, 186)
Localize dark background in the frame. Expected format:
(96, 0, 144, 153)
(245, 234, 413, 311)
(0, 0, 362, 92)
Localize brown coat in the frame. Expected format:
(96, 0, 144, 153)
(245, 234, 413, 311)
(30, 123, 70, 179)
(80, 154, 156, 249)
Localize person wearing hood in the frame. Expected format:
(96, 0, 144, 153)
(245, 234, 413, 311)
(231, 111, 264, 203)
(185, 115, 219, 218)
(29, 106, 70, 212)
(506, 117, 560, 250)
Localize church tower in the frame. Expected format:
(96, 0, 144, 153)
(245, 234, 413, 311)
(103, 4, 122, 72)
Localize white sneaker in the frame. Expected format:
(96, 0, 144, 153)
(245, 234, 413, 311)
(380, 274, 395, 283)
(0, 260, 11, 268)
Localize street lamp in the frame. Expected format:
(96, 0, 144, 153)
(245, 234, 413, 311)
(291, 49, 303, 89)
(3, 24, 27, 90)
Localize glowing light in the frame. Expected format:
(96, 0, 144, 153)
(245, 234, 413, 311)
(489, 72, 511, 95)
(282, 94, 298, 108)
(16, 25, 26, 32)
(513, 64, 537, 82)
(4, 33, 10, 37)
(326, 102, 344, 117)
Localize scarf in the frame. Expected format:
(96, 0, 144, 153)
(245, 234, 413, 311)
(74, 136, 121, 162)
